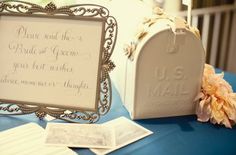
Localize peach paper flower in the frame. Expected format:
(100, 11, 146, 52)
(195, 64, 236, 128)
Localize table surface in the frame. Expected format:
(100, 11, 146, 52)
(1, 70, 236, 155)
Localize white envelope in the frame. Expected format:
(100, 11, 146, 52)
(91, 117, 153, 155)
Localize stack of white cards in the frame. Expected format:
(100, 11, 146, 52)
(45, 117, 153, 154)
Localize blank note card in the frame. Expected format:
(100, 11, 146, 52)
(0, 123, 77, 155)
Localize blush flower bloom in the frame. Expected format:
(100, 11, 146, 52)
(195, 64, 236, 128)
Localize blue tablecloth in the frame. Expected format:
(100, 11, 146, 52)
(1, 71, 236, 155)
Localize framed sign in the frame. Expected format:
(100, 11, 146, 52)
(0, 1, 117, 123)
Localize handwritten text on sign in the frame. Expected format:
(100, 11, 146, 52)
(0, 16, 104, 110)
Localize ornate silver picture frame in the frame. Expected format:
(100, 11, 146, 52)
(0, 0, 117, 123)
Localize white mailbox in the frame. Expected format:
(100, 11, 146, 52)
(112, 9, 205, 119)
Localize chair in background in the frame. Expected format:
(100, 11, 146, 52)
(176, 1, 236, 73)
